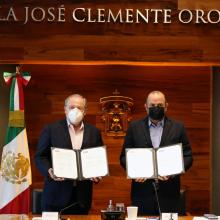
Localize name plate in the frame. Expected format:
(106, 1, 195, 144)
(42, 212, 59, 220)
(161, 213, 178, 220)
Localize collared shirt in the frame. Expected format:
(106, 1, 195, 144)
(67, 119, 84, 150)
(148, 119, 164, 148)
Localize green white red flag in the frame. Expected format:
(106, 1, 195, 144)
(0, 66, 32, 214)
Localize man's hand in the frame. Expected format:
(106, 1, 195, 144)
(48, 168, 65, 181)
(135, 178, 147, 183)
(91, 177, 102, 183)
(158, 176, 169, 181)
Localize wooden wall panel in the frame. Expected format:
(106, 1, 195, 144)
(178, 0, 220, 10)
(21, 64, 211, 215)
(0, 1, 220, 63)
(0, 0, 215, 214)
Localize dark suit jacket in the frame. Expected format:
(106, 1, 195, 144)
(120, 116, 193, 214)
(35, 119, 103, 210)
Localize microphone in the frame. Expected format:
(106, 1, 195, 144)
(154, 178, 160, 190)
(59, 202, 83, 220)
(152, 179, 161, 218)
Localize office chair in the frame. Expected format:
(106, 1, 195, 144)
(32, 188, 43, 214)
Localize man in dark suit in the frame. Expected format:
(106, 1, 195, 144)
(35, 94, 103, 214)
(120, 91, 193, 215)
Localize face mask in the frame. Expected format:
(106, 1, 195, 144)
(148, 106, 165, 120)
(68, 108, 84, 125)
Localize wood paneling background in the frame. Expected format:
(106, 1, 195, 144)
(178, 0, 220, 10)
(0, 0, 215, 215)
(0, 0, 220, 63)
(20, 64, 211, 215)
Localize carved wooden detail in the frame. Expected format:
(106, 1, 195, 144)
(100, 90, 133, 137)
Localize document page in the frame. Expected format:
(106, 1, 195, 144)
(80, 146, 108, 179)
(51, 148, 78, 179)
(126, 148, 155, 178)
(156, 143, 184, 177)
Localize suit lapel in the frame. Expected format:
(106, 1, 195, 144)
(81, 122, 89, 149)
(141, 117, 153, 148)
(160, 117, 171, 147)
(60, 119, 72, 149)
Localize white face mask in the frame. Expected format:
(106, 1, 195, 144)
(67, 108, 84, 125)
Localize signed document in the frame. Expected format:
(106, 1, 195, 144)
(52, 148, 78, 179)
(51, 146, 109, 180)
(126, 143, 184, 179)
(126, 148, 155, 179)
(156, 144, 184, 176)
(80, 147, 108, 179)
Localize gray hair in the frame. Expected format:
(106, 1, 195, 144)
(64, 94, 87, 109)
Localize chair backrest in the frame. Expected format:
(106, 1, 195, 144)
(32, 188, 43, 214)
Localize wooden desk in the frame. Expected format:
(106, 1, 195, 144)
(59, 215, 194, 220)
(0, 215, 195, 220)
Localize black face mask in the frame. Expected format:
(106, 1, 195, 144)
(148, 106, 165, 120)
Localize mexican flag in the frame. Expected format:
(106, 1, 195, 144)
(0, 67, 32, 214)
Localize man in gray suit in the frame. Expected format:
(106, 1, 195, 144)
(35, 94, 103, 214)
(120, 91, 193, 215)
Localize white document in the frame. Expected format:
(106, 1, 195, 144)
(161, 213, 178, 220)
(157, 144, 184, 176)
(51, 148, 78, 179)
(193, 217, 207, 220)
(80, 147, 108, 178)
(42, 212, 59, 220)
(126, 143, 184, 179)
(51, 146, 108, 180)
(126, 148, 155, 178)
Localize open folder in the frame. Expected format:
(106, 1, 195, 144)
(51, 146, 109, 180)
(126, 143, 185, 179)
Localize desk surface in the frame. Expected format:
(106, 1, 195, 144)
(64, 216, 194, 220)
(65, 216, 194, 220)
(0, 215, 195, 220)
